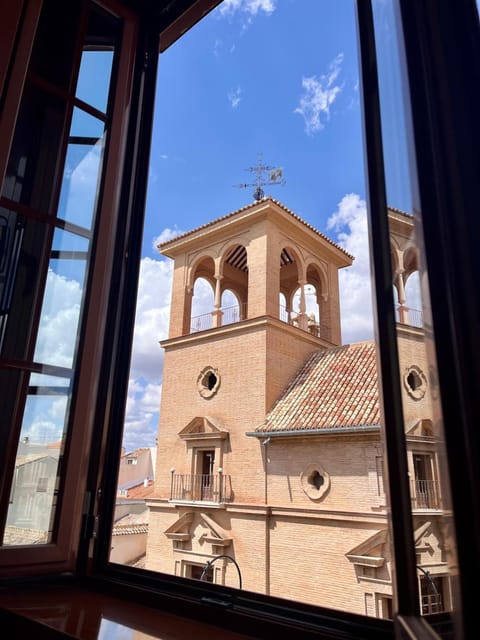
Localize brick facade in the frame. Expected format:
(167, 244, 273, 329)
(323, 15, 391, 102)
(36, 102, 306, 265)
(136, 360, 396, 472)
(146, 201, 450, 618)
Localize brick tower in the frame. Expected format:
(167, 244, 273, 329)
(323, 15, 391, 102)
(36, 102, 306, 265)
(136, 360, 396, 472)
(146, 197, 352, 587)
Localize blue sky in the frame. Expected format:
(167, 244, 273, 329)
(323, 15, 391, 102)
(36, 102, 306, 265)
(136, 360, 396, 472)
(143, 0, 365, 255)
(119, 0, 417, 452)
(24, 1, 419, 451)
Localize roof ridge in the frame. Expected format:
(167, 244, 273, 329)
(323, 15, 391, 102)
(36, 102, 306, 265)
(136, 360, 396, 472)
(156, 197, 354, 259)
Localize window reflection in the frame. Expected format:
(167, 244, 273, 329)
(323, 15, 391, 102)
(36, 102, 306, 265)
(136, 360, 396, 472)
(33, 228, 88, 369)
(76, 50, 114, 113)
(57, 108, 106, 230)
(372, 0, 458, 618)
(0, 1, 121, 549)
(3, 373, 71, 545)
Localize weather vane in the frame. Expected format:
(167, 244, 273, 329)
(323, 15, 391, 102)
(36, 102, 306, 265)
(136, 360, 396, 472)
(234, 153, 285, 201)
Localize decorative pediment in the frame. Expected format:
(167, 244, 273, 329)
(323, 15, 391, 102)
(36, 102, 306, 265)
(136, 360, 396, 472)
(346, 521, 445, 568)
(178, 416, 228, 441)
(406, 418, 436, 439)
(346, 529, 387, 567)
(164, 511, 232, 547)
(414, 520, 445, 563)
(164, 511, 194, 541)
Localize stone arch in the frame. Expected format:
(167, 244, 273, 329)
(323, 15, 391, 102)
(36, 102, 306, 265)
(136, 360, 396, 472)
(221, 287, 244, 325)
(302, 262, 328, 334)
(188, 253, 216, 292)
(189, 256, 216, 333)
(403, 246, 422, 324)
(279, 244, 304, 322)
(390, 240, 402, 306)
(403, 244, 420, 280)
(218, 243, 248, 319)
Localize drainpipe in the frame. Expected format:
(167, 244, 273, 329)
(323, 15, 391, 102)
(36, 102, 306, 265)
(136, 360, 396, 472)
(262, 437, 271, 595)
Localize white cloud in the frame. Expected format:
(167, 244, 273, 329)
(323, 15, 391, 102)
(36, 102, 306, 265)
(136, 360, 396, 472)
(121, 254, 175, 449)
(129, 257, 173, 382)
(123, 380, 162, 451)
(34, 269, 83, 368)
(219, 0, 276, 17)
(228, 86, 242, 108)
(326, 193, 375, 344)
(58, 142, 102, 227)
(294, 53, 344, 135)
(153, 226, 183, 250)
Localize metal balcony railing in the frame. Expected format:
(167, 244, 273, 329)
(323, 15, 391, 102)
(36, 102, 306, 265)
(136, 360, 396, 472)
(170, 473, 232, 503)
(190, 311, 212, 333)
(396, 305, 423, 327)
(190, 304, 246, 334)
(411, 479, 440, 509)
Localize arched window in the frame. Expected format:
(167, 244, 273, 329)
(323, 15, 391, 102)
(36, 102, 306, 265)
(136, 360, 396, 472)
(190, 277, 214, 333)
(221, 289, 241, 325)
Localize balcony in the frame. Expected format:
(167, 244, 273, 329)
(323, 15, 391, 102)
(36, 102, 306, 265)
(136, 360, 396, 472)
(190, 304, 247, 333)
(396, 305, 423, 327)
(189, 303, 331, 340)
(170, 474, 233, 504)
(411, 479, 440, 510)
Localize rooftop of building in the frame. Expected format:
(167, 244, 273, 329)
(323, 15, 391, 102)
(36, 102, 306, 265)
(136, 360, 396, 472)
(157, 196, 355, 261)
(252, 340, 380, 435)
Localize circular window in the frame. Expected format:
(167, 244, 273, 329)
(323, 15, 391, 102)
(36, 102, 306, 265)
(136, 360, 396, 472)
(197, 366, 221, 399)
(404, 365, 427, 399)
(300, 462, 330, 501)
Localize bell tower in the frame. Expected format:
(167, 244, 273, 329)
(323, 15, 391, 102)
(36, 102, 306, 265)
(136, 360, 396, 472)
(147, 198, 352, 583)
(152, 197, 352, 496)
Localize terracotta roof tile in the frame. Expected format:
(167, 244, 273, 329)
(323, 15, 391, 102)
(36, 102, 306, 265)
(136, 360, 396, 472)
(113, 511, 149, 536)
(123, 480, 157, 499)
(256, 341, 380, 433)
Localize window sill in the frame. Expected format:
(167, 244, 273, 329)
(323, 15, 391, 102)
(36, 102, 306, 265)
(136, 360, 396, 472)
(0, 577, 254, 639)
(0, 572, 400, 640)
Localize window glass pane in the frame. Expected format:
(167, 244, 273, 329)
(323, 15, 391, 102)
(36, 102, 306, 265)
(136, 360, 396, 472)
(76, 51, 114, 113)
(33, 228, 88, 368)
(110, 0, 396, 620)
(372, 0, 458, 620)
(57, 108, 106, 230)
(2, 87, 65, 211)
(0, 208, 22, 351)
(76, 1, 122, 113)
(0, 209, 49, 360)
(0, 0, 122, 553)
(3, 372, 71, 546)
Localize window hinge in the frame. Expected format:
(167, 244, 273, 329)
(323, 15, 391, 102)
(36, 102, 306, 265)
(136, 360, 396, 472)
(82, 490, 99, 540)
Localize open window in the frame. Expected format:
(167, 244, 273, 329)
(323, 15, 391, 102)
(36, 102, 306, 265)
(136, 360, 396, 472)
(0, 2, 479, 639)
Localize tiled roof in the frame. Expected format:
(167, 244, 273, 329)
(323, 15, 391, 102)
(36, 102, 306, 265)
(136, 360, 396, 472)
(3, 526, 48, 545)
(15, 453, 57, 466)
(254, 341, 380, 434)
(125, 480, 157, 499)
(112, 512, 149, 536)
(387, 205, 413, 218)
(121, 446, 151, 458)
(157, 197, 354, 260)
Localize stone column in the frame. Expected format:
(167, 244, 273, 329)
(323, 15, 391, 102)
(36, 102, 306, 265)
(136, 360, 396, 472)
(296, 280, 308, 330)
(211, 274, 223, 327)
(395, 268, 409, 324)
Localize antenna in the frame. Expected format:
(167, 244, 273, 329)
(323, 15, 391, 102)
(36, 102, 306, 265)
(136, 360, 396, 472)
(234, 153, 286, 201)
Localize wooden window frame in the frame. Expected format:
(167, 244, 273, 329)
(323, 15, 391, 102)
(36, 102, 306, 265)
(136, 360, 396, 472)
(1, 1, 479, 638)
